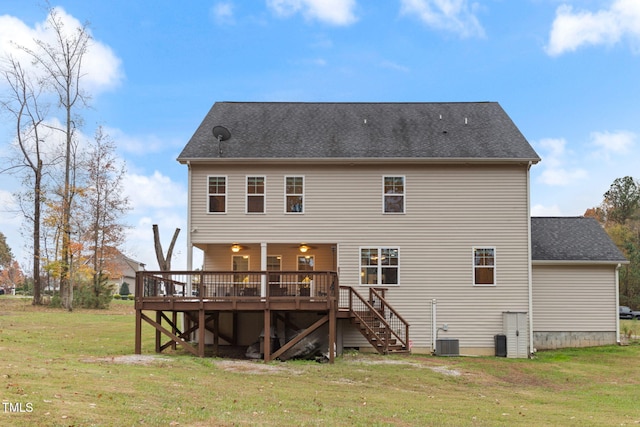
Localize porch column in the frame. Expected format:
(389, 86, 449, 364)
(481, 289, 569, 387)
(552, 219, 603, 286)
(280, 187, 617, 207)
(261, 243, 267, 297)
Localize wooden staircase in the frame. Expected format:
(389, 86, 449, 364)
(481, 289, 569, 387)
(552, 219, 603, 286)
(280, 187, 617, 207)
(341, 286, 410, 354)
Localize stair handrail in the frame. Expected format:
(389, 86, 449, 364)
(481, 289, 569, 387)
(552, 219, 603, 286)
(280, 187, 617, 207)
(342, 286, 409, 353)
(369, 287, 410, 350)
(349, 290, 391, 354)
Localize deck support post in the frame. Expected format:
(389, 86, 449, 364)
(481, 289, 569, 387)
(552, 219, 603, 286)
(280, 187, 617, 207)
(213, 311, 220, 357)
(329, 300, 336, 363)
(171, 312, 178, 350)
(263, 308, 271, 362)
(135, 308, 142, 354)
(155, 311, 162, 353)
(198, 308, 206, 357)
(232, 312, 238, 345)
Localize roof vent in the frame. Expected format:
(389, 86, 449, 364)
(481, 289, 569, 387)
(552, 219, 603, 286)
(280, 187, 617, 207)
(212, 126, 231, 141)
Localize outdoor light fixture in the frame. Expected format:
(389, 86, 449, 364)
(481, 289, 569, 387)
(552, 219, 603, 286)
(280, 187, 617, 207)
(231, 244, 242, 253)
(299, 244, 309, 253)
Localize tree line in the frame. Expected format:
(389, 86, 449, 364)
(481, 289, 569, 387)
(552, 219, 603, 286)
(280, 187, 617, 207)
(0, 5, 129, 309)
(585, 176, 640, 309)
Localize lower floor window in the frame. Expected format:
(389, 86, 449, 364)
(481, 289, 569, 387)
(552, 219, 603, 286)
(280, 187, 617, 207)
(360, 248, 399, 285)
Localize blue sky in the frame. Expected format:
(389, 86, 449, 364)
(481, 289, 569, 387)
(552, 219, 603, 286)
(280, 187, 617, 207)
(1, 0, 639, 270)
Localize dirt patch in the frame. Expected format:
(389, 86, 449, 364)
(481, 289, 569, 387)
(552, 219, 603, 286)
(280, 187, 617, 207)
(81, 355, 171, 365)
(214, 360, 301, 375)
(429, 366, 462, 376)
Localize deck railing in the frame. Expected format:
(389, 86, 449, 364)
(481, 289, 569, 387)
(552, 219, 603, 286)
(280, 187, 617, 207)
(136, 270, 338, 301)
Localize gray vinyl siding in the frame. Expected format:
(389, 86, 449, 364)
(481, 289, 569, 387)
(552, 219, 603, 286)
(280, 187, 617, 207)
(190, 162, 531, 351)
(532, 264, 617, 332)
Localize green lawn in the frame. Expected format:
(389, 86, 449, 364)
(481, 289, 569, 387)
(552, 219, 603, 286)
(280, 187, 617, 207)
(1, 296, 639, 426)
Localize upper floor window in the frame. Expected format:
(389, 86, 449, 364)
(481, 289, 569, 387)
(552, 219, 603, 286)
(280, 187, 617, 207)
(383, 176, 405, 213)
(208, 176, 226, 213)
(285, 176, 304, 213)
(246, 176, 265, 213)
(360, 248, 399, 286)
(473, 247, 495, 286)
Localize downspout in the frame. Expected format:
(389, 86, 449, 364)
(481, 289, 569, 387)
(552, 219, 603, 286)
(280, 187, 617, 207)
(431, 299, 437, 353)
(185, 161, 193, 341)
(615, 263, 621, 344)
(186, 161, 193, 272)
(526, 161, 535, 356)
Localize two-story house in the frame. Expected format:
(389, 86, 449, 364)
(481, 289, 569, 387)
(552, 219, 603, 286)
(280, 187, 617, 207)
(135, 102, 626, 360)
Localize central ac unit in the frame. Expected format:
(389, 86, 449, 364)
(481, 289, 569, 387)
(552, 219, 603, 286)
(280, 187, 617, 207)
(435, 338, 459, 356)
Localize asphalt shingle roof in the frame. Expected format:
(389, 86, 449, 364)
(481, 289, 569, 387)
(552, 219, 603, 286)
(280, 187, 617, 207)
(531, 217, 627, 263)
(178, 102, 540, 161)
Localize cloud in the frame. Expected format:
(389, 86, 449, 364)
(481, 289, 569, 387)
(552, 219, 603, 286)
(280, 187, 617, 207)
(123, 171, 187, 211)
(379, 60, 410, 73)
(0, 189, 19, 223)
(211, 2, 235, 25)
(546, 0, 640, 56)
(535, 138, 588, 186)
(125, 214, 191, 270)
(399, 0, 485, 38)
(590, 130, 636, 157)
(0, 7, 123, 93)
(103, 126, 181, 156)
(290, 57, 327, 66)
(267, 0, 358, 26)
(531, 204, 564, 217)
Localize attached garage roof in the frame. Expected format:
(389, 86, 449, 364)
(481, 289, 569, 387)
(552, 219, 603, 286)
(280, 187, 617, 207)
(531, 217, 627, 263)
(178, 102, 540, 163)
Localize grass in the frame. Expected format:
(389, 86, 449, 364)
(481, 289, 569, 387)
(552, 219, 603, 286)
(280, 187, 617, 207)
(1, 296, 640, 426)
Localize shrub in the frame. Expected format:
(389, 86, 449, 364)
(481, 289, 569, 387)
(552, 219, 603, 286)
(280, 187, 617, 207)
(74, 273, 113, 309)
(128, 294, 135, 300)
(49, 292, 62, 308)
(119, 282, 130, 296)
(113, 294, 121, 300)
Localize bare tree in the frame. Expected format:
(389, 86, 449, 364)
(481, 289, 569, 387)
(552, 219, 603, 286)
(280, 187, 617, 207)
(0, 56, 49, 305)
(153, 224, 180, 296)
(20, 6, 92, 310)
(81, 126, 130, 294)
(153, 224, 180, 271)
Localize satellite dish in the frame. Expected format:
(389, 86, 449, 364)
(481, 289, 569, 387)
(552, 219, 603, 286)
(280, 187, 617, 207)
(212, 126, 231, 141)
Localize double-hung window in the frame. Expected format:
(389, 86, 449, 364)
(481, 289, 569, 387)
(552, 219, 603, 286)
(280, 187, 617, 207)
(208, 176, 226, 213)
(285, 176, 304, 213)
(473, 247, 495, 286)
(360, 248, 399, 285)
(246, 176, 265, 213)
(383, 176, 405, 213)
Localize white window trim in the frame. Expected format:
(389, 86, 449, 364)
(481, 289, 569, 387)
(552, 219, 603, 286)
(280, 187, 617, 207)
(207, 175, 227, 214)
(267, 255, 282, 270)
(359, 247, 400, 286)
(382, 175, 406, 214)
(232, 255, 250, 270)
(472, 246, 496, 287)
(285, 175, 305, 214)
(246, 175, 266, 214)
(297, 254, 315, 271)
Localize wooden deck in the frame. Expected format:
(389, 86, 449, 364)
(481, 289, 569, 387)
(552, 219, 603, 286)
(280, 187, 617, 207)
(134, 271, 341, 362)
(134, 271, 410, 362)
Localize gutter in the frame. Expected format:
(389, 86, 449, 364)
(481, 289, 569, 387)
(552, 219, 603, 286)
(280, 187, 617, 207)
(176, 156, 542, 166)
(532, 260, 630, 266)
